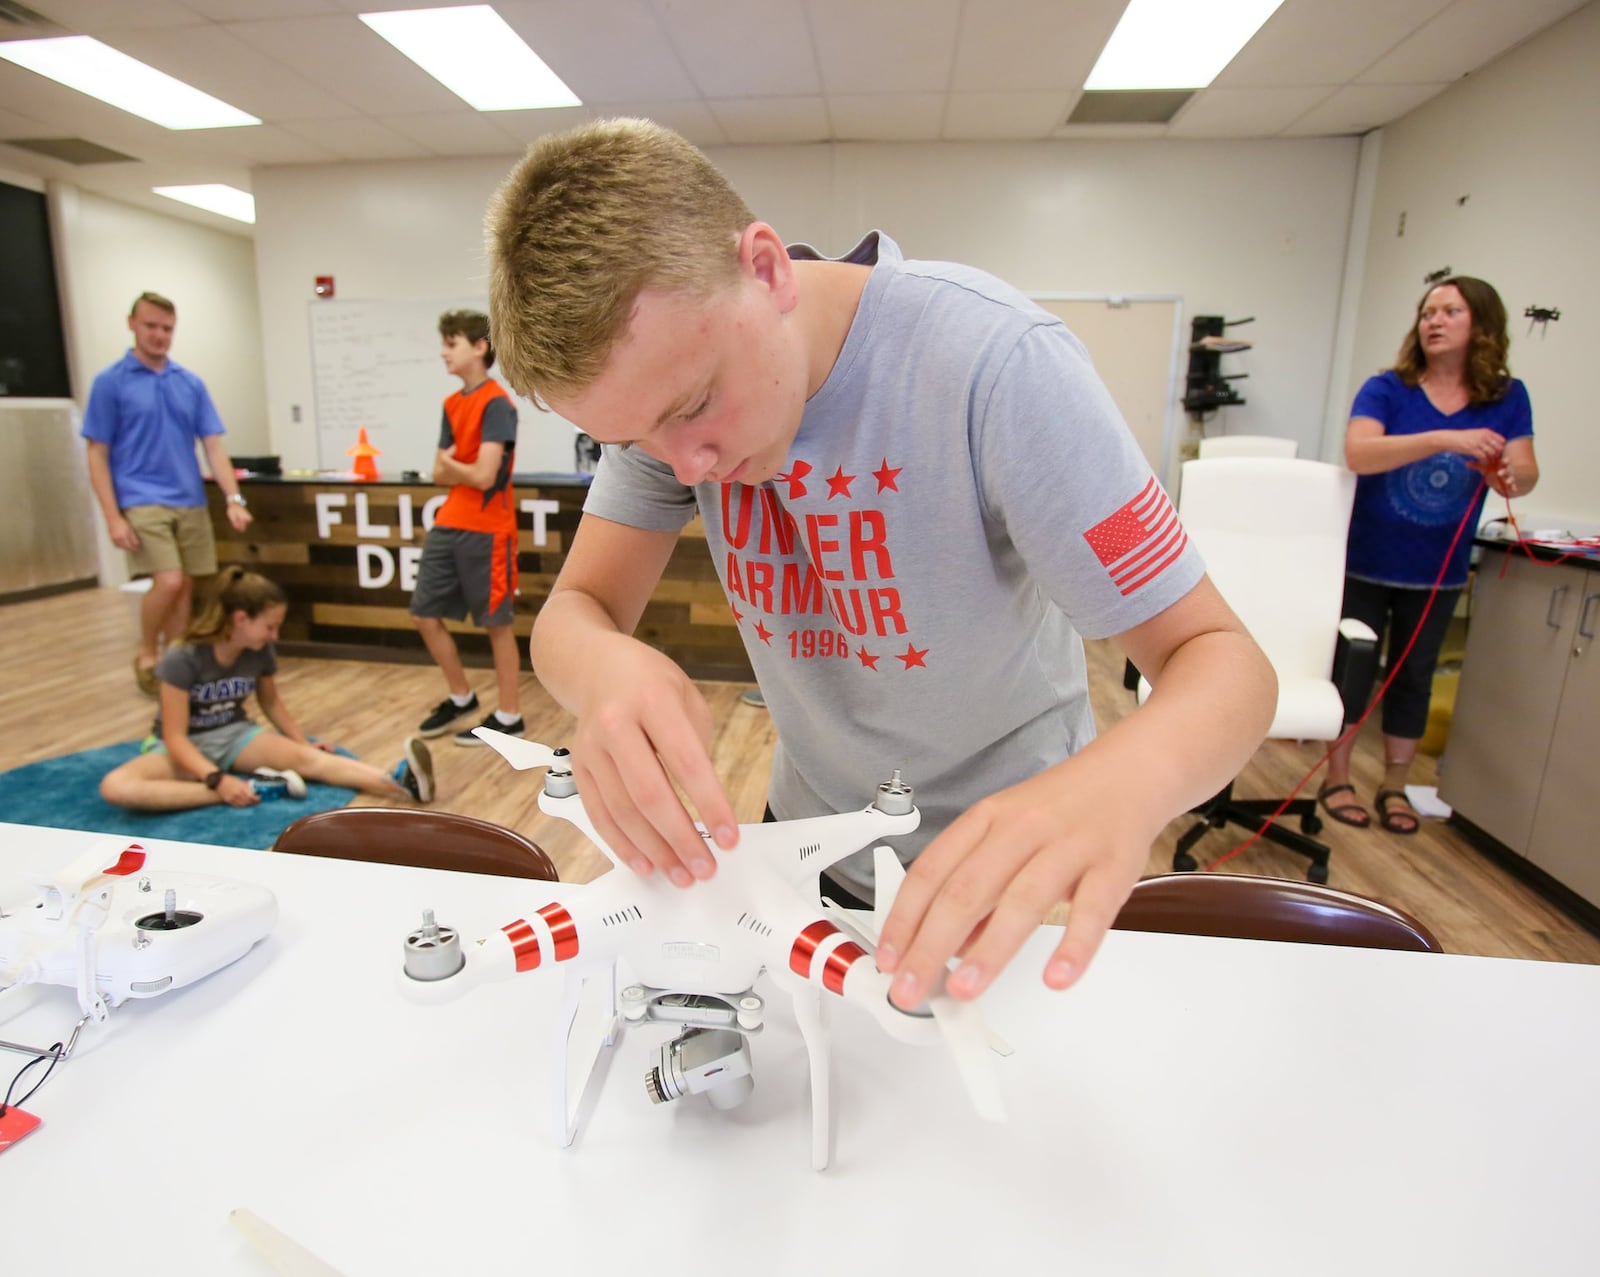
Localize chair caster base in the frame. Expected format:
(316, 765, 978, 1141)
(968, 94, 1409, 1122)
(1173, 851, 1198, 873)
(1307, 862, 1330, 885)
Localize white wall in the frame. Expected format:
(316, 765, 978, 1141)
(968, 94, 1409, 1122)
(51, 187, 269, 454)
(1346, 0, 1599, 530)
(253, 136, 1362, 472)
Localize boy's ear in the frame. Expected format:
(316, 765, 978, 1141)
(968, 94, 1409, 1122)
(739, 222, 798, 313)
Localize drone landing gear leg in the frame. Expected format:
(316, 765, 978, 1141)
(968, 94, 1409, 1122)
(790, 985, 832, 1171)
(551, 961, 621, 1149)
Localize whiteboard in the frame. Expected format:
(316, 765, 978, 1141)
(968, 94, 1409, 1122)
(308, 298, 581, 474)
(1030, 296, 1184, 486)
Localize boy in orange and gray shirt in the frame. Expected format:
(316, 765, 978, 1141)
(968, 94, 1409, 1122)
(410, 309, 524, 745)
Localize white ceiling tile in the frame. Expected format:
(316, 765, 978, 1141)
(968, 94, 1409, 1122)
(828, 93, 943, 141)
(1281, 82, 1447, 136)
(950, 0, 1126, 91)
(653, 0, 820, 98)
(179, 1, 345, 18)
(276, 115, 432, 160)
(23, 0, 197, 28)
(1359, 0, 1593, 84)
(100, 22, 355, 120)
(808, 0, 963, 95)
(943, 91, 1071, 140)
(498, 0, 700, 103)
(224, 14, 465, 115)
(1218, 0, 1454, 88)
(380, 110, 524, 157)
(174, 120, 339, 163)
(708, 96, 830, 144)
(484, 105, 597, 145)
(1052, 122, 1170, 139)
(1168, 86, 1333, 138)
(580, 99, 729, 146)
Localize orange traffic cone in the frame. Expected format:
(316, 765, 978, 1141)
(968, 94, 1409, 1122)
(347, 427, 381, 481)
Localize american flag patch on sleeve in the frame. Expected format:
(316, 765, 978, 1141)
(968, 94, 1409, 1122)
(1083, 478, 1188, 596)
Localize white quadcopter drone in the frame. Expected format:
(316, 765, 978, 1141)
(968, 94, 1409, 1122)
(399, 730, 1011, 1171)
(0, 839, 277, 1059)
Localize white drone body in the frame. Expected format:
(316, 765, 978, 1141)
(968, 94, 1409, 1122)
(400, 732, 1009, 1170)
(0, 839, 277, 1054)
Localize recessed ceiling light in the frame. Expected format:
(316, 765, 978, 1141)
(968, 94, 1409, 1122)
(0, 36, 259, 130)
(359, 5, 581, 112)
(153, 185, 256, 224)
(1086, 0, 1288, 90)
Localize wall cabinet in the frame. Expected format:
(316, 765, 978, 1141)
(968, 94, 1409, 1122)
(1440, 549, 1600, 906)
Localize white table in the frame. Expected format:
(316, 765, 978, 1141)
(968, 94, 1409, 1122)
(2, 822, 1597, 1276)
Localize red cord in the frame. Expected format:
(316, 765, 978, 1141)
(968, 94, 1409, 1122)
(1204, 477, 1487, 871)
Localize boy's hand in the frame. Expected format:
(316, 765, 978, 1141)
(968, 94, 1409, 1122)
(570, 634, 739, 887)
(872, 755, 1150, 1009)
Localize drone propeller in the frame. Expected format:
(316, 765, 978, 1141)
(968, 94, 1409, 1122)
(868, 846, 1008, 1123)
(472, 728, 567, 772)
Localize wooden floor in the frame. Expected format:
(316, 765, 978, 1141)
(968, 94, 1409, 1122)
(4, 585, 1596, 965)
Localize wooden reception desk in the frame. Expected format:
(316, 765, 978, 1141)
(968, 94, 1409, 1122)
(208, 475, 753, 681)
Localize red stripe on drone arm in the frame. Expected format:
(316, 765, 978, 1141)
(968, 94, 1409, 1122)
(537, 902, 580, 962)
(821, 941, 868, 996)
(502, 919, 542, 972)
(104, 846, 146, 876)
(788, 919, 839, 979)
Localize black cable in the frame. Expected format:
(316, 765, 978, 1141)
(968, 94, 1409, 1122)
(0, 1041, 64, 1115)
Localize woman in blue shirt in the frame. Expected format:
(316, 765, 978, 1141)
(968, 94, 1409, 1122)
(1319, 276, 1539, 834)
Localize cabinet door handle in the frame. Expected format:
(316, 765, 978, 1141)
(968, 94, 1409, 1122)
(1546, 584, 1570, 629)
(1580, 593, 1600, 641)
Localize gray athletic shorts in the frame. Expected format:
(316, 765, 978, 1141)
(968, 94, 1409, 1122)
(142, 719, 267, 770)
(410, 525, 518, 627)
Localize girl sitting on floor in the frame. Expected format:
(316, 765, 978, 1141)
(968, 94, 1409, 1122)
(100, 566, 434, 811)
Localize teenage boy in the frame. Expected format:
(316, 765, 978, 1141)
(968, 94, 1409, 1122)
(410, 310, 525, 745)
(83, 291, 254, 696)
(485, 119, 1276, 1011)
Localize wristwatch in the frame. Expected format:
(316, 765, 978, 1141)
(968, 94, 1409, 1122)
(204, 769, 226, 789)
(226, 493, 248, 507)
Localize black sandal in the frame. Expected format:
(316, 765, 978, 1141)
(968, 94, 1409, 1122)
(1316, 782, 1370, 828)
(1374, 788, 1420, 836)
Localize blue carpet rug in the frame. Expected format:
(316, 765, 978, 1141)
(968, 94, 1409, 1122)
(0, 741, 358, 850)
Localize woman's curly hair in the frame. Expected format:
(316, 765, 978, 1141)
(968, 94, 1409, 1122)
(1393, 275, 1512, 405)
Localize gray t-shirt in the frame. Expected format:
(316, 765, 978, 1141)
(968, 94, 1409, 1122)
(153, 641, 277, 738)
(584, 231, 1203, 892)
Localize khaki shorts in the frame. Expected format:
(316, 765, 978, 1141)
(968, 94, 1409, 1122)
(125, 504, 218, 576)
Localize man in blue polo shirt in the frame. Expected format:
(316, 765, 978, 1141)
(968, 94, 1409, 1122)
(83, 292, 254, 695)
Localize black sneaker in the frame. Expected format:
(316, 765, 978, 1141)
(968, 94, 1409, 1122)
(455, 712, 525, 747)
(392, 736, 434, 802)
(418, 692, 479, 737)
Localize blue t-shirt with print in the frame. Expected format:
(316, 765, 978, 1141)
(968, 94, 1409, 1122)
(81, 351, 225, 509)
(1346, 370, 1533, 589)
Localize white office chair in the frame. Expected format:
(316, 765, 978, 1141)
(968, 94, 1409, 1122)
(1138, 457, 1376, 882)
(1197, 434, 1299, 459)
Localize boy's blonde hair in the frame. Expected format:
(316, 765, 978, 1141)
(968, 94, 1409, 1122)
(486, 118, 754, 404)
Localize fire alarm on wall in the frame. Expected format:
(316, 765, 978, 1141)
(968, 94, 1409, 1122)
(314, 275, 335, 299)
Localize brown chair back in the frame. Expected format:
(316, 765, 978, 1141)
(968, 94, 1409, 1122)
(272, 807, 559, 881)
(1111, 872, 1441, 953)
